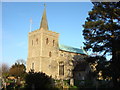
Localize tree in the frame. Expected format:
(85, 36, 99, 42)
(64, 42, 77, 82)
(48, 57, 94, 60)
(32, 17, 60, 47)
(9, 62, 26, 79)
(83, 2, 120, 88)
(25, 70, 55, 89)
(0, 63, 10, 78)
(16, 59, 26, 65)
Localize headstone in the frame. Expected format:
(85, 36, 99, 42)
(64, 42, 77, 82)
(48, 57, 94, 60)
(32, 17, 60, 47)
(70, 78, 74, 86)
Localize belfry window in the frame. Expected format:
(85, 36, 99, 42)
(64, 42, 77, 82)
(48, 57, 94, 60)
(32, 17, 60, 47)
(32, 40, 33, 46)
(59, 62, 64, 75)
(46, 38, 49, 44)
(49, 52, 52, 57)
(53, 40, 55, 46)
(36, 38, 38, 44)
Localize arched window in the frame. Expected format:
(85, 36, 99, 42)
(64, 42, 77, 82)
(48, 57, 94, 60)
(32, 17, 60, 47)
(49, 52, 52, 57)
(59, 62, 64, 75)
(32, 40, 33, 46)
(36, 38, 38, 44)
(32, 63, 34, 70)
(46, 38, 49, 44)
(53, 40, 55, 46)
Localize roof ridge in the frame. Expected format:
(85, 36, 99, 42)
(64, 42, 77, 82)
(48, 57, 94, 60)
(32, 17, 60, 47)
(59, 44, 81, 50)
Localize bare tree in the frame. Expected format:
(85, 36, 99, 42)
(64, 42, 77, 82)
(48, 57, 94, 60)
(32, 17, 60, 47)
(0, 63, 10, 78)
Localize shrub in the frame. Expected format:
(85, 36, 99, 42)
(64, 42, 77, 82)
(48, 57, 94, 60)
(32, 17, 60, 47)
(24, 70, 55, 89)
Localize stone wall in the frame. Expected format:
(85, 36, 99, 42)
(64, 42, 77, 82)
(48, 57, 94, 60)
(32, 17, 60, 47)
(26, 28, 88, 80)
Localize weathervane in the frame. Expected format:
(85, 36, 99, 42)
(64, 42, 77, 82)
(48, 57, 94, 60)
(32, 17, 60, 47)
(30, 18, 33, 32)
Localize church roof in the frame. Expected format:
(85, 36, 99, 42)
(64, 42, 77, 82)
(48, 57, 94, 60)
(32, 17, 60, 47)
(59, 44, 86, 55)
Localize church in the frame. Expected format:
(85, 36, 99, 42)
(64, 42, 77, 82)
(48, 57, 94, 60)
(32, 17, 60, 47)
(26, 5, 89, 81)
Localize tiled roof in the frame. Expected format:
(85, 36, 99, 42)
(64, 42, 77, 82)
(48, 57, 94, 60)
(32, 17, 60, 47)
(59, 44, 86, 55)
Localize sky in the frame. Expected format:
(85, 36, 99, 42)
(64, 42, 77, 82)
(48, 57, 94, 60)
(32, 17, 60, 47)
(2, 2, 93, 66)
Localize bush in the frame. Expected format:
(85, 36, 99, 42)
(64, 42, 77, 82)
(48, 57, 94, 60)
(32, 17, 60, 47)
(24, 70, 55, 89)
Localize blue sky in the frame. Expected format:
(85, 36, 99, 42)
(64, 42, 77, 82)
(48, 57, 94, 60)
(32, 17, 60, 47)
(2, 2, 93, 66)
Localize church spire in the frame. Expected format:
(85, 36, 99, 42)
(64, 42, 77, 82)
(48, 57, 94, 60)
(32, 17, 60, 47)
(40, 3, 49, 30)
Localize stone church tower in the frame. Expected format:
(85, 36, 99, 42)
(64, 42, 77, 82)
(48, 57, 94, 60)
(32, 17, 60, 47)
(26, 6, 89, 80)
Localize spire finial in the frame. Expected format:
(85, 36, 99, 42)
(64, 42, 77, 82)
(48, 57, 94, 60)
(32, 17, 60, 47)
(44, 3, 46, 8)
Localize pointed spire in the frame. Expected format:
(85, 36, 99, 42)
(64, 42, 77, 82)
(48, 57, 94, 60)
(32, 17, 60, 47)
(40, 3, 49, 30)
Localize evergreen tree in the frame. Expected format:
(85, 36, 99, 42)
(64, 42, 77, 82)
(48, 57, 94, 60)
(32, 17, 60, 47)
(25, 70, 55, 89)
(9, 62, 26, 79)
(83, 2, 120, 88)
